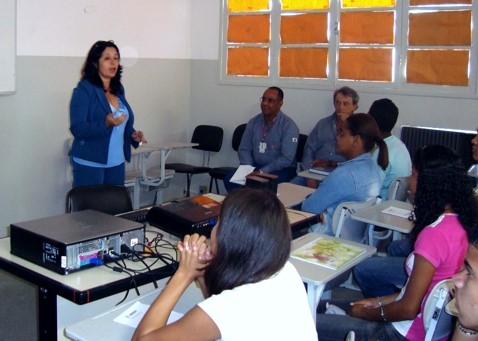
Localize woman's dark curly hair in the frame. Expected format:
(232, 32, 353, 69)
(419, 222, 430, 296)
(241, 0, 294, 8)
(411, 144, 477, 243)
(81, 40, 123, 95)
(204, 188, 291, 296)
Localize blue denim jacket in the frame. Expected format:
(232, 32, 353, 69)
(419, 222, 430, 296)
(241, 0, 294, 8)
(301, 153, 382, 235)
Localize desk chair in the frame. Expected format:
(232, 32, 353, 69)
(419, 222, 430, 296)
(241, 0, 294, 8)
(333, 200, 375, 243)
(423, 279, 454, 341)
(65, 185, 133, 215)
(296, 133, 308, 171)
(321, 200, 376, 294)
(167, 125, 224, 197)
(208, 123, 246, 194)
(368, 176, 410, 246)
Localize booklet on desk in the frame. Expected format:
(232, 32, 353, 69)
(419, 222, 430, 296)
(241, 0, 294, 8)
(291, 237, 365, 270)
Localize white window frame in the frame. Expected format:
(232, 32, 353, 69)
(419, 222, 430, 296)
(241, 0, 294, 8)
(219, 0, 478, 99)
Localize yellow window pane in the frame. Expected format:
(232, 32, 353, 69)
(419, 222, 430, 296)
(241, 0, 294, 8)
(411, 0, 471, 5)
(282, 0, 330, 10)
(227, 47, 269, 76)
(228, 0, 269, 12)
(407, 49, 469, 86)
(228, 15, 270, 43)
(338, 48, 392, 81)
(341, 11, 394, 44)
(409, 11, 471, 46)
(280, 48, 328, 78)
(281, 13, 328, 44)
(342, 0, 395, 8)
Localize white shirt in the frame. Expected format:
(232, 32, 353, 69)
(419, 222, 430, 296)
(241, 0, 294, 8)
(198, 261, 317, 341)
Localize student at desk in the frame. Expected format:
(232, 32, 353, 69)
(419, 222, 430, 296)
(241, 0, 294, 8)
(132, 188, 317, 341)
(451, 225, 478, 340)
(301, 113, 387, 236)
(317, 145, 476, 341)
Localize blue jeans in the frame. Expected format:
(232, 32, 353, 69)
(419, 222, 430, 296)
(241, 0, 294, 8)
(72, 160, 125, 188)
(387, 238, 413, 257)
(316, 300, 407, 341)
(353, 256, 407, 298)
(223, 166, 297, 193)
(316, 313, 407, 341)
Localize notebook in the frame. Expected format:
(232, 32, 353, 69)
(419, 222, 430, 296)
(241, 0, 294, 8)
(309, 166, 333, 176)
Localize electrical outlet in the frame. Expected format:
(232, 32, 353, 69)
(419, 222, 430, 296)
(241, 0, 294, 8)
(199, 185, 208, 194)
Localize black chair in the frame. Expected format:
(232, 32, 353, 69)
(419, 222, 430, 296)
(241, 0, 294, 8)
(166, 125, 224, 197)
(296, 133, 308, 168)
(65, 185, 133, 215)
(208, 123, 247, 194)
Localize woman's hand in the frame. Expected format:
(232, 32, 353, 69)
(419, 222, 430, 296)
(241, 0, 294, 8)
(105, 112, 127, 127)
(132, 130, 147, 143)
(176, 234, 212, 282)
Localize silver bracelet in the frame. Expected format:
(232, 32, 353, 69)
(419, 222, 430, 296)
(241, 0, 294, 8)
(458, 323, 478, 336)
(377, 297, 387, 322)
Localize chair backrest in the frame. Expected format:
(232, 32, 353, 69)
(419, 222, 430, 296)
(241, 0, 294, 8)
(332, 200, 375, 243)
(423, 279, 454, 341)
(66, 185, 133, 215)
(232, 123, 247, 151)
(191, 125, 224, 152)
(388, 176, 410, 202)
(296, 133, 308, 163)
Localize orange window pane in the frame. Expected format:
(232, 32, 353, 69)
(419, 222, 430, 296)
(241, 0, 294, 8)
(409, 11, 471, 46)
(228, 15, 270, 43)
(228, 0, 269, 12)
(407, 49, 469, 86)
(338, 48, 392, 81)
(342, 0, 395, 8)
(281, 13, 328, 44)
(282, 0, 330, 10)
(280, 48, 328, 78)
(227, 47, 269, 76)
(341, 11, 394, 44)
(410, 0, 471, 5)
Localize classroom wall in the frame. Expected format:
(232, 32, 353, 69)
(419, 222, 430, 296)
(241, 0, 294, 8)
(1, 0, 476, 236)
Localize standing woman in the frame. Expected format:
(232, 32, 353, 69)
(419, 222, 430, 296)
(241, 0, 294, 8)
(301, 113, 387, 236)
(316, 145, 477, 341)
(69, 40, 146, 188)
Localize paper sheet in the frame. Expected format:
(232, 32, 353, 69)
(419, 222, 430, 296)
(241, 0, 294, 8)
(113, 301, 183, 328)
(381, 206, 412, 219)
(230, 165, 255, 185)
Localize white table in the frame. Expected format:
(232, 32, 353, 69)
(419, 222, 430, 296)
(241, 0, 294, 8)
(65, 282, 203, 341)
(276, 182, 315, 208)
(127, 143, 198, 209)
(351, 199, 414, 240)
(289, 232, 376, 323)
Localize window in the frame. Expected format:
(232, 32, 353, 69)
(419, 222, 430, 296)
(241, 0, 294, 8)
(220, 0, 476, 97)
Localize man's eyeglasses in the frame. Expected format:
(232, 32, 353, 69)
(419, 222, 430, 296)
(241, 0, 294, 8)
(260, 97, 280, 104)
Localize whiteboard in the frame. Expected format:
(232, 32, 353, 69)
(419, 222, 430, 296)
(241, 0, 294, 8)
(0, 0, 16, 94)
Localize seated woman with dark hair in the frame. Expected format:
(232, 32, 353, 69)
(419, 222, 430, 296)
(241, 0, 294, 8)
(316, 145, 477, 341)
(132, 188, 317, 341)
(301, 113, 387, 235)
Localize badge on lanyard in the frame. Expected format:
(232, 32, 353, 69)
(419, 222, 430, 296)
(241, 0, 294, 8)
(259, 141, 267, 153)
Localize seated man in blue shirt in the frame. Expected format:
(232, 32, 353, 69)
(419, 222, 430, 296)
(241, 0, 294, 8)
(291, 86, 359, 188)
(224, 87, 299, 192)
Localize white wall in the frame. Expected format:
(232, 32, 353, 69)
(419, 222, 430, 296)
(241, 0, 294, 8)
(1, 0, 476, 236)
(0, 0, 200, 236)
